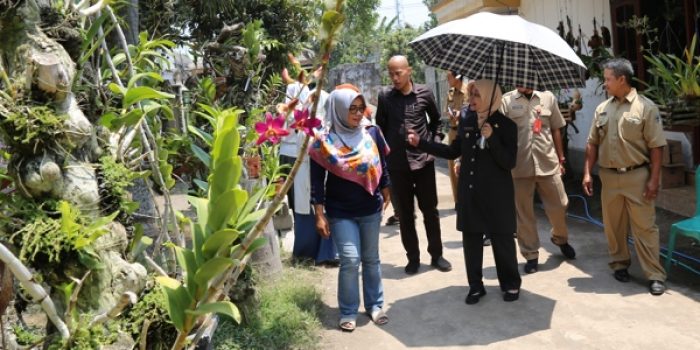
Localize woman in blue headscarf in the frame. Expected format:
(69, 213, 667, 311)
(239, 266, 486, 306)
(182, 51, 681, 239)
(309, 87, 391, 332)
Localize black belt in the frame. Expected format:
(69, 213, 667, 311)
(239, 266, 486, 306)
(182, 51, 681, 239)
(603, 163, 648, 173)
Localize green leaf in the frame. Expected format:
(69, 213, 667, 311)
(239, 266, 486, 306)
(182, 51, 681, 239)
(209, 157, 242, 201)
(207, 188, 247, 232)
(187, 196, 209, 235)
(190, 221, 206, 266)
(196, 104, 219, 125)
(202, 229, 240, 258)
(98, 111, 119, 129)
(174, 246, 198, 297)
(80, 11, 109, 52)
(200, 78, 216, 102)
(122, 201, 140, 214)
(194, 179, 209, 192)
(185, 301, 241, 324)
(193, 257, 234, 288)
(77, 248, 104, 270)
(190, 144, 211, 168)
(235, 208, 267, 232)
(235, 185, 267, 224)
(129, 226, 151, 258)
(85, 211, 119, 233)
(211, 109, 242, 171)
(156, 276, 193, 331)
(113, 108, 144, 128)
(246, 237, 268, 254)
(160, 104, 175, 120)
(127, 72, 164, 88)
(188, 125, 213, 146)
(123, 86, 175, 108)
(321, 10, 345, 37)
(107, 82, 126, 96)
(79, 18, 113, 65)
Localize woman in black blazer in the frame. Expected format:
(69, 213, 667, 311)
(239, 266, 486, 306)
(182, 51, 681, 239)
(408, 79, 521, 304)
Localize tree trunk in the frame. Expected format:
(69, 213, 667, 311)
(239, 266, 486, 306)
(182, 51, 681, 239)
(0, 1, 146, 315)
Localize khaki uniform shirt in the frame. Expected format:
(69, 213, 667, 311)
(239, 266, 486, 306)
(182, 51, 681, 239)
(446, 85, 468, 127)
(587, 88, 666, 168)
(502, 90, 565, 178)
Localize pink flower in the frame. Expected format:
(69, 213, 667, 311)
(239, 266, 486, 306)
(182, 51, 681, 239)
(255, 112, 290, 145)
(290, 108, 322, 137)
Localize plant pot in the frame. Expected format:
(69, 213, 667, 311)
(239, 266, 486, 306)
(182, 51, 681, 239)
(244, 155, 261, 179)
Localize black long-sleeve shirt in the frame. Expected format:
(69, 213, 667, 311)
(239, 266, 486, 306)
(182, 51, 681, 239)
(418, 109, 518, 234)
(376, 83, 443, 172)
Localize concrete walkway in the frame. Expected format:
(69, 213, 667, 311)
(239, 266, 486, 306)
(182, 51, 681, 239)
(284, 167, 700, 349)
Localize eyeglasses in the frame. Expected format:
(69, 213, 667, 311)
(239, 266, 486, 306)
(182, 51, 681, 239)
(349, 105, 367, 114)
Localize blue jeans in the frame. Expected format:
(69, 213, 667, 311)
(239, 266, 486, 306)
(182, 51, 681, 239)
(329, 212, 384, 318)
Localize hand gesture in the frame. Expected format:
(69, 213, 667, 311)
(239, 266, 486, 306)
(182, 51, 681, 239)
(448, 108, 459, 124)
(381, 187, 391, 213)
(406, 129, 420, 147)
(481, 122, 493, 139)
(315, 214, 330, 239)
(582, 173, 594, 196)
(643, 178, 659, 201)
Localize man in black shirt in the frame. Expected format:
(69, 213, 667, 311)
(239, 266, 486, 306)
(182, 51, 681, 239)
(376, 55, 452, 275)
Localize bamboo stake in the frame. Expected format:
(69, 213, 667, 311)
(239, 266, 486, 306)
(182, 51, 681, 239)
(0, 244, 69, 339)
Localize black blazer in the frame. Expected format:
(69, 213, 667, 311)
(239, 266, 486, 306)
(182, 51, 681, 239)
(419, 109, 517, 234)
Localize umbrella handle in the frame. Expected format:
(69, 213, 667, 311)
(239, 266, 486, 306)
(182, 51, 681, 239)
(485, 41, 506, 119)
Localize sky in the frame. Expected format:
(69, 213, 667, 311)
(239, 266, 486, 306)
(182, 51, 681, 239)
(377, 0, 431, 28)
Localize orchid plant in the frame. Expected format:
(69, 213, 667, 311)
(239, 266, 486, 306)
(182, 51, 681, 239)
(157, 2, 346, 348)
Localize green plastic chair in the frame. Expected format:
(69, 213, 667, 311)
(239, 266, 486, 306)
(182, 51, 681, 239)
(664, 165, 700, 275)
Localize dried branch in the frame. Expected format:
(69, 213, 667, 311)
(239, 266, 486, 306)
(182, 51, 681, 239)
(89, 291, 137, 326)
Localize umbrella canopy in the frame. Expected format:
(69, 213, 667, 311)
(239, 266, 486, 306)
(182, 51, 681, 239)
(410, 12, 587, 91)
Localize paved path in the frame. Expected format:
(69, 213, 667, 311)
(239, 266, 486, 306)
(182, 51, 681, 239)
(284, 166, 700, 349)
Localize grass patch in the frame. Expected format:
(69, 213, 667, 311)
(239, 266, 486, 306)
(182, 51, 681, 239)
(213, 262, 324, 350)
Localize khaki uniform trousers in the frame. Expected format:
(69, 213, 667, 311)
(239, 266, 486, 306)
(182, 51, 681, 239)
(514, 174, 569, 260)
(599, 167, 666, 281)
(447, 128, 459, 205)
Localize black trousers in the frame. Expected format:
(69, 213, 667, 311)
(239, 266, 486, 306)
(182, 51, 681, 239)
(462, 231, 521, 291)
(389, 163, 443, 262)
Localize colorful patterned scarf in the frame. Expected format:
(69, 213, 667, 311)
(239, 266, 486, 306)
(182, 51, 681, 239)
(309, 89, 389, 195)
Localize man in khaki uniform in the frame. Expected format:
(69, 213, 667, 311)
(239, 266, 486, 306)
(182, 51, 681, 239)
(502, 87, 576, 273)
(583, 58, 667, 296)
(445, 71, 467, 207)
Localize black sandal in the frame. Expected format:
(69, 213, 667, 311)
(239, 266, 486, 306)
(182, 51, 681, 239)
(503, 290, 520, 302)
(465, 286, 486, 305)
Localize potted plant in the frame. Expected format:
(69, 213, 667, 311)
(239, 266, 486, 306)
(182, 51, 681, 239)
(642, 34, 700, 127)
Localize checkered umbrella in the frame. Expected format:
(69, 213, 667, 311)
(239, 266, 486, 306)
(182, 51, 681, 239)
(410, 13, 587, 91)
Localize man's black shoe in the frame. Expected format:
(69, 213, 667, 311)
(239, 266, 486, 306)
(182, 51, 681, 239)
(649, 280, 666, 296)
(524, 258, 538, 274)
(557, 242, 576, 259)
(405, 260, 420, 275)
(385, 215, 400, 226)
(613, 269, 630, 282)
(431, 256, 452, 272)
